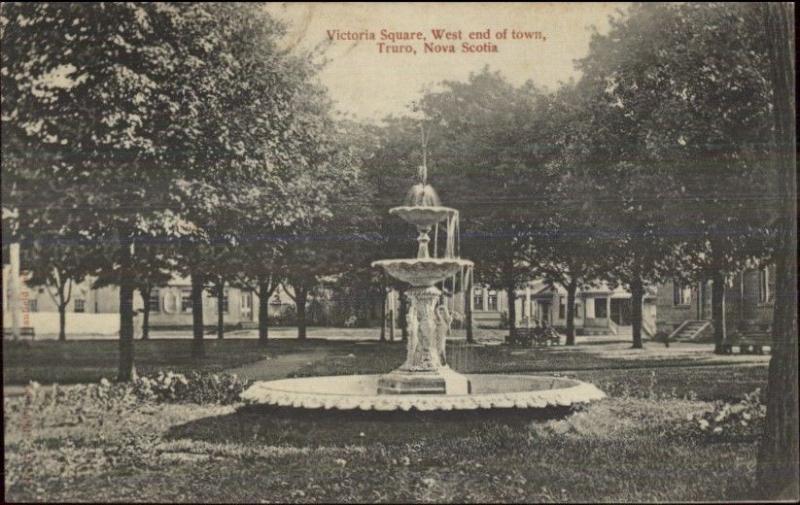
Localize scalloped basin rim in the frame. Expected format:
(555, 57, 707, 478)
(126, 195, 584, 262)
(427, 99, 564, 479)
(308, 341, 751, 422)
(371, 258, 474, 286)
(371, 258, 474, 268)
(240, 374, 606, 411)
(389, 205, 458, 214)
(389, 206, 459, 227)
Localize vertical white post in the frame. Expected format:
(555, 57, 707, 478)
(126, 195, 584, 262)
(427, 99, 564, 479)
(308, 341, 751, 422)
(468, 269, 474, 312)
(525, 285, 531, 328)
(9, 242, 21, 340)
(389, 289, 396, 341)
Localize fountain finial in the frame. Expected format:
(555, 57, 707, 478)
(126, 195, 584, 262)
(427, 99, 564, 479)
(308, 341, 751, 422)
(419, 123, 429, 185)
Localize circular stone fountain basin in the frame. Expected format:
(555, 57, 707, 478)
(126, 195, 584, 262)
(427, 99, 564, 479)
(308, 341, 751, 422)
(389, 206, 458, 229)
(371, 258, 473, 286)
(240, 374, 605, 411)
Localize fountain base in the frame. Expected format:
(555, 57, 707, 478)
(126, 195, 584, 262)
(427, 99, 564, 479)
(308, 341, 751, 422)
(377, 366, 470, 395)
(240, 374, 606, 411)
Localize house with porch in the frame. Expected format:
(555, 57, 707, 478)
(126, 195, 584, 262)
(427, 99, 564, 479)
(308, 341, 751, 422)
(460, 279, 657, 337)
(655, 265, 776, 340)
(2, 266, 294, 337)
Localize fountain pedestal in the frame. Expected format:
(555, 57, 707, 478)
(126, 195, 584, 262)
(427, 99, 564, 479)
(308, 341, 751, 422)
(377, 286, 471, 395)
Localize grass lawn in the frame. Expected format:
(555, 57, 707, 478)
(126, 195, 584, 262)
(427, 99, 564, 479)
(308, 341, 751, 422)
(2, 338, 337, 385)
(4, 337, 772, 502)
(2, 326, 504, 385)
(4, 336, 768, 387)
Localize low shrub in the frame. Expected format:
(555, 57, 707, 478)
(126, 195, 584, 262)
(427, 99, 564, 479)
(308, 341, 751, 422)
(498, 311, 509, 329)
(5, 371, 250, 418)
(598, 371, 695, 401)
(131, 371, 250, 405)
(686, 388, 765, 440)
(269, 305, 297, 326)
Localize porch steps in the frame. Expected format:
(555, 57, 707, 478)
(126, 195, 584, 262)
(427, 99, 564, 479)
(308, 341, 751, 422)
(577, 327, 617, 336)
(473, 311, 502, 328)
(668, 320, 712, 341)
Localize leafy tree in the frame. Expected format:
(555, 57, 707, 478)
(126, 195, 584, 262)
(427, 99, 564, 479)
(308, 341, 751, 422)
(202, 244, 242, 340)
(131, 243, 173, 340)
(521, 84, 605, 345)
(89, 239, 174, 341)
(230, 248, 283, 346)
(23, 241, 90, 341)
(608, 3, 776, 351)
(277, 96, 376, 339)
(281, 169, 374, 339)
(1, 3, 330, 377)
(573, 3, 778, 348)
(418, 70, 555, 336)
(1, 3, 234, 378)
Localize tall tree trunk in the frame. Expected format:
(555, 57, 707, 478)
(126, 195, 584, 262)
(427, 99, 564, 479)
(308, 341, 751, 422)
(216, 278, 224, 340)
(117, 239, 136, 381)
(758, 3, 798, 499)
(506, 282, 516, 333)
(465, 270, 474, 344)
(58, 302, 67, 341)
(8, 242, 21, 340)
(258, 278, 270, 346)
(296, 284, 307, 340)
(55, 282, 68, 341)
(711, 271, 726, 354)
(505, 256, 516, 334)
(140, 285, 151, 340)
(630, 277, 644, 349)
(191, 271, 205, 358)
(565, 278, 577, 346)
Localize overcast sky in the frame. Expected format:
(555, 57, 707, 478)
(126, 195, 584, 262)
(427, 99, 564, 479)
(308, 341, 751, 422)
(265, 3, 627, 121)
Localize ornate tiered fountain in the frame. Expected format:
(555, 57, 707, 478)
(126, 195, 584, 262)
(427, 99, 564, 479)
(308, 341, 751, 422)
(241, 165, 605, 411)
(371, 171, 473, 396)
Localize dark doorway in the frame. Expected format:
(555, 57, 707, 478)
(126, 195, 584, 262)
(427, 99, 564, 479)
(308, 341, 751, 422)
(537, 301, 551, 323)
(610, 298, 632, 326)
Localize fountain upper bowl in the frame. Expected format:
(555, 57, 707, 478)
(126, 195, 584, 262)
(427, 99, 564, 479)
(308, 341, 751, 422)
(389, 206, 458, 229)
(372, 258, 473, 286)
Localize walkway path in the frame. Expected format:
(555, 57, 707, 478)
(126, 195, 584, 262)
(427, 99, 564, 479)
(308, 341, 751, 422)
(225, 349, 331, 382)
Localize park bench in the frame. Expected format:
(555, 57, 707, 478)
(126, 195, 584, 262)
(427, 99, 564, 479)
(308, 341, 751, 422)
(2, 326, 35, 338)
(720, 334, 772, 355)
(506, 327, 561, 347)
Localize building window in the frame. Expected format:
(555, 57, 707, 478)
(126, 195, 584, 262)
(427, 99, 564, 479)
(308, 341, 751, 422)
(241, 292, 253, 320)
(559, 298, 566, 319)
(181, 289, 193, 313)
(148, 289, 160, 312)
(759, 269, 769, 303)
(487, 290, 498, 311)
(673, 282, 691, 306)
(594, 298, 608, 318)
(574, 303, 581, 319)
(28, 299, 38, 313)
(74, 299, 86, 313)
(473, 290, 483, 310)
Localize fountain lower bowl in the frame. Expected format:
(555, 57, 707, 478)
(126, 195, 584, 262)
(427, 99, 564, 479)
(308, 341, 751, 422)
(240, 374, 605, 411)
(372, 258, 473, 286)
